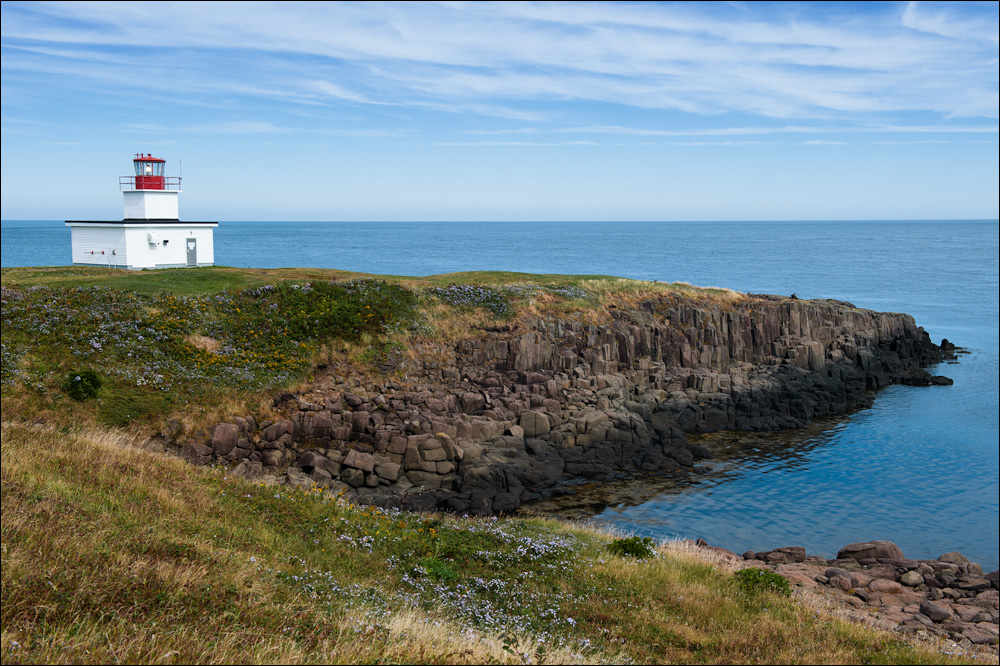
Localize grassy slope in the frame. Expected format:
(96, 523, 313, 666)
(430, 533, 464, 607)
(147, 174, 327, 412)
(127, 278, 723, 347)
(0, 267, 980, 664)
(1, 421, 965, 665)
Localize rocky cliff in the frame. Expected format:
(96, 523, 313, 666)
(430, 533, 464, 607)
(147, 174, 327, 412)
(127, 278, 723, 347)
(183, 293, 954, 515)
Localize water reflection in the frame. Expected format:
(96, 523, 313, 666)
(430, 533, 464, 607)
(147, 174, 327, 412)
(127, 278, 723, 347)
(520, 390, 998, 572)
(521, 415, 852, 522)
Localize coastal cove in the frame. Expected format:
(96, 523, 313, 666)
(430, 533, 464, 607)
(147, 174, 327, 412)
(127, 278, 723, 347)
(2, 219, 998, 571)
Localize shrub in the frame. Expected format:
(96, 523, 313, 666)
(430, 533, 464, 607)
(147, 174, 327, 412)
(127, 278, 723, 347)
(427, 284, 513, 318)
(62, 370, 102, 401)
(415, 556, 458, 582)
(733, 567, 791, 597)
(607, 535, 656, 559)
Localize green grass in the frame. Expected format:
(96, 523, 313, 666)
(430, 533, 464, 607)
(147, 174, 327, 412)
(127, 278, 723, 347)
(4, 267, 709, 433)
(1, 422, 976, 665)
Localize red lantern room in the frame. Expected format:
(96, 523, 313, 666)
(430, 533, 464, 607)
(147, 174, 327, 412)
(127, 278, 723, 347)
(133, 153, 166, 190)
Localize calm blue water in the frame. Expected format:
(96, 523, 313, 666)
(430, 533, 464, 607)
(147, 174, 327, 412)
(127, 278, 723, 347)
(3, 219, 998, 569)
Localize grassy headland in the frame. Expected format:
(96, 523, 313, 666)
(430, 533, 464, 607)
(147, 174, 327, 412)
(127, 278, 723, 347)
(0, 266, 980, 664)
(0, 265, 738, 435)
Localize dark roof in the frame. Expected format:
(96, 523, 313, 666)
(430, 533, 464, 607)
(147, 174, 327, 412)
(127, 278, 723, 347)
(66, 219, 218, 225)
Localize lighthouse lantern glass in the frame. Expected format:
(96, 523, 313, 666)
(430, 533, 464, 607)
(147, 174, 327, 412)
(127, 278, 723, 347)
(133, 155, 166, 190)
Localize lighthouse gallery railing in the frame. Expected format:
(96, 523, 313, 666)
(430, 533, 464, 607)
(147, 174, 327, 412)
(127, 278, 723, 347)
(119, 176, 182, 191)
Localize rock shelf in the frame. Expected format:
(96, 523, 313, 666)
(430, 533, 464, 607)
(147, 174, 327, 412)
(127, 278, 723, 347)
(692, 539, 999, 650)
(174, 293, 955, 516)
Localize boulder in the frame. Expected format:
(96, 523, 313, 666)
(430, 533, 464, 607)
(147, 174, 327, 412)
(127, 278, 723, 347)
(210, 423, 239, 455)
(375, 462, 401, 482)
(460, 392, 486, 414)
(343, 449, 375, 473)
(519, 410, 551, 438)
(939, 551, 971, 564)
(919, 600, 953, 622)
(899, 571, 923, 587)
(772, 546, 807, 563)
(231, 460, 264, 480)
(181, 442, 212, 463)
(836, 541, 905, 562)
(869, 579, 903, 594)
(341, 468, 365, 488)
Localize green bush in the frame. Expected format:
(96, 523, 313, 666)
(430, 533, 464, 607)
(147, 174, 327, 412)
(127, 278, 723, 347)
(607, 536, 656, 559)
(415, 556, 458, 582)
(733, 567, 791, 597)
(62, 370, 102, 401)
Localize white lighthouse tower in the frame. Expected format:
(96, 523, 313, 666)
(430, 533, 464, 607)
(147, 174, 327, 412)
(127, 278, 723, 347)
(66, 154, 218, 269)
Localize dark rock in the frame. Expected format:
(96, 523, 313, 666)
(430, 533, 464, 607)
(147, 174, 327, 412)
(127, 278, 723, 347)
(919, 600, 953, 622)
(231, 460, 264, 480)
(955, 576, 993, 591)
(341, 468, 365, 487)
(181, 442, 212, 463)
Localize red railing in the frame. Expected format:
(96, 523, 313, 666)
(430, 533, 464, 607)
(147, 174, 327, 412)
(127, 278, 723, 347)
(119, 176, 182, 191)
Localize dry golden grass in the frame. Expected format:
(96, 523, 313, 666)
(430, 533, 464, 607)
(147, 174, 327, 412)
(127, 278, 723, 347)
(185, 333, 221, 353)
(2, 421, 985, 665)
(580, 278, 746, 312)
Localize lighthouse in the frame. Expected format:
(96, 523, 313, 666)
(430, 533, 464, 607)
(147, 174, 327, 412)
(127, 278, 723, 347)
(65, 154, 218, 269)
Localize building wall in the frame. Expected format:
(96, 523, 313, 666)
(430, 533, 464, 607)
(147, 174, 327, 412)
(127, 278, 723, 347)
(68, 225, 128, 267)
(68, 223, 216, 269)
(122, 190, 180, 219)
(124, 225, 216, 268)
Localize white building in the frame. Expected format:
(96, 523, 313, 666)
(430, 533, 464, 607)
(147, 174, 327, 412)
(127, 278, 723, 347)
(66, 154, 217, 269)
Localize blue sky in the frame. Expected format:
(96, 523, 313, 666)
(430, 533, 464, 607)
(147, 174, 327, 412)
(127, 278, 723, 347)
(2, 1, 998, 221)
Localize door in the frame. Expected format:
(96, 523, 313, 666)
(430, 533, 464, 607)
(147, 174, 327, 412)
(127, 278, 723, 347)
(186, 238, 197, 266)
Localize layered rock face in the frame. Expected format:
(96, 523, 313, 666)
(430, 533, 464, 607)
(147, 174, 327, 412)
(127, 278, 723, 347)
(184, 294, 953, 515)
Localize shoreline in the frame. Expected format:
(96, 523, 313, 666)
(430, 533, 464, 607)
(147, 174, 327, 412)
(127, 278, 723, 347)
(680, 537, 999, 651)
(195, 292, 954, 516)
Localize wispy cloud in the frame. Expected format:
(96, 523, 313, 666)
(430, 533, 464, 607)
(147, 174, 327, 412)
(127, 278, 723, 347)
(124, 121, 298, 135)
(2, 1, 996, 121)
(438, 141, 601, 147)
(565, 124, 999, 136)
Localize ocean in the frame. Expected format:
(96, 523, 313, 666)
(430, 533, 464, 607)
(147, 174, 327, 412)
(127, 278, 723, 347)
(2, 219, 998, 569)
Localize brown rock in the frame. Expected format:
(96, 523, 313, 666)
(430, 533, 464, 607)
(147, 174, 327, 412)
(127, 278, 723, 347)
(830, 575, 854, 591)
(519, 410, 551, 437)
(955, 576, 992, 591)
(869, 579, 904, 594)
(211, 423, 239, 455)
(460, 392, 486, 413)
(375, 462, 401, 482)
(181, 442, 212, 462)
(343, 449, 375, 473)
(837, 540, 905, 561)
(952, 605, 982, 622)
(938, 551, 971, 564)
(963, 628, 999, 645)
(773, 546, 807, 563)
